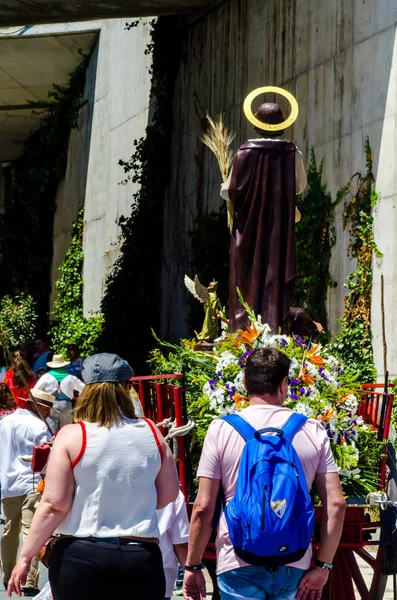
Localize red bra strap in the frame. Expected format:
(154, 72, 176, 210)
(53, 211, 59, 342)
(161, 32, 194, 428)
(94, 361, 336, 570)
(143, 418, 163, 462)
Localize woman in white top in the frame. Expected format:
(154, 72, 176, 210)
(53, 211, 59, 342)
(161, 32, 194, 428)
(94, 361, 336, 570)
(7, 353, 180, 600)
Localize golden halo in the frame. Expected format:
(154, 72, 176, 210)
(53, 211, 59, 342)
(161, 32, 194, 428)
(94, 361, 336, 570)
(243, 86, 299, 132)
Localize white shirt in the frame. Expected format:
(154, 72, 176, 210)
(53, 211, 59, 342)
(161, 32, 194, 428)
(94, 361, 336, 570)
(56, 418, 162, 538)
(157, 491, 189, 597)
(221, 138, 307, 199)
(0, 408, 51, 497)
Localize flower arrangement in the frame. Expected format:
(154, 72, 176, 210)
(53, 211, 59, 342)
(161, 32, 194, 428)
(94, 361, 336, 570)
(150, 299, 387, 498)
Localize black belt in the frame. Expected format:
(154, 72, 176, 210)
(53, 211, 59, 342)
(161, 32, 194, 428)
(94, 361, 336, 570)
(75, 536, 158, 546)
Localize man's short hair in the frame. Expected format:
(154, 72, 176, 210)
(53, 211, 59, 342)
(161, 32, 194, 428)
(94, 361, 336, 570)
(245, 348, 290, 396)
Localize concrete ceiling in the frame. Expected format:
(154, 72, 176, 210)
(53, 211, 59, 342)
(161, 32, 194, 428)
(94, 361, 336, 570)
(0, 31, 98, 161)
(0, 0, 219, 27)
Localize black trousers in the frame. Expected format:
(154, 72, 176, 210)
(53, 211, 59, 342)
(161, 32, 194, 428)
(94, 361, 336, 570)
(49, 538, 165, 600)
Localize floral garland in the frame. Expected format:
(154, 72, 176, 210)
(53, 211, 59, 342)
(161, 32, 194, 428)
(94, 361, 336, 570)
(197, 304, 386, 497)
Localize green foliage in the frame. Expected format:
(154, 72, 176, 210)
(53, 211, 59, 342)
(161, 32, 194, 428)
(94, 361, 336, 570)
(0, 295, 37, 348)
(292, 149, 338, 332)
(0, 57, 88, 332)
(329, 139, 381, 383)
(50, 209, 103, 357)
(99, 17, 186, 373)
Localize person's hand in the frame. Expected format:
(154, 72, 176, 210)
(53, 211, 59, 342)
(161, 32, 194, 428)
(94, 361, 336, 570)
(296, 566, 329, 600)
(183, 569, 206, 600)
(7, 557, 31, 597)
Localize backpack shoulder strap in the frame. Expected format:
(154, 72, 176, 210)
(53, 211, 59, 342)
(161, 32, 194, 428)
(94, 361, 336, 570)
(221, 414, 257, 441)
(282, 413, 308, 441)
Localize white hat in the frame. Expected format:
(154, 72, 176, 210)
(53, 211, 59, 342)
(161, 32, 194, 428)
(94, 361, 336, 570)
(47, 354, 70, 369)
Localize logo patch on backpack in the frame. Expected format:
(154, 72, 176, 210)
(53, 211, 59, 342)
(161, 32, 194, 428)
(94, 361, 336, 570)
(271, 499, 287, 519)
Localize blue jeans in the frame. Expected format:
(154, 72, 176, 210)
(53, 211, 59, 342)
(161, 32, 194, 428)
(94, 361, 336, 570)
(218, 565, 306, 600)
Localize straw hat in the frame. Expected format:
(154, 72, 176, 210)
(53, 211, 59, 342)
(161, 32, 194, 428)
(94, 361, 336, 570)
(18, 389, 57, 410)
(47, 354, 70, 369)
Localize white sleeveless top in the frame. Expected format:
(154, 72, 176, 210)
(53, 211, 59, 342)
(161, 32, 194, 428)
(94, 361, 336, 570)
(56, 418, 161, 538)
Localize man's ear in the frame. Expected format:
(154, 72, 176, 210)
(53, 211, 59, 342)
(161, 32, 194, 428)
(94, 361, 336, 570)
(280, 376, 288, 396)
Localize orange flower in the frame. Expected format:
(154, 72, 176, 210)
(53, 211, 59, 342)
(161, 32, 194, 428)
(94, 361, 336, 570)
(233, 393, 249, 408)
(299, 366, 316, 387)
(319, 409, 335, 422)
(236, 323, 259, 345)
(184, 341, 195, 348)
(229, 336, 241, 348)
(306, 344, 325, 367)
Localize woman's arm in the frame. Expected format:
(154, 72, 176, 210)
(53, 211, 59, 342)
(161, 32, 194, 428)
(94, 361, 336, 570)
(8, 425, 79, 596)
(154, 425, 180, 510)
(19, 425, 77, 561)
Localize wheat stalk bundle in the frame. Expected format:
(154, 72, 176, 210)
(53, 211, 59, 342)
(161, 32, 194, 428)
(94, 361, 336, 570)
(201, 114, 236, 231)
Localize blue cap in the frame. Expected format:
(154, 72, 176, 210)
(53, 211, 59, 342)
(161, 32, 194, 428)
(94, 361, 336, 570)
(82, 353, 134, 384)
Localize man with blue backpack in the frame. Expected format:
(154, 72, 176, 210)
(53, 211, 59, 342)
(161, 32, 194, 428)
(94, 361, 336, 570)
(184, 347, 345, 600)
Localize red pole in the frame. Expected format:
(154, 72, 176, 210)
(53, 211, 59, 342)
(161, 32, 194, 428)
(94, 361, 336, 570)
(174, 386, 188, 502)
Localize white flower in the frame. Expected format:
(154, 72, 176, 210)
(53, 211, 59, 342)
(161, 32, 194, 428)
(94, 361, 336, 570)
(234, 371, 246, 394)
(295, 402, 311, 417)
(289, 358, 299, 378)
(341, 394, 359, 413)
(215, 351, 238, 372)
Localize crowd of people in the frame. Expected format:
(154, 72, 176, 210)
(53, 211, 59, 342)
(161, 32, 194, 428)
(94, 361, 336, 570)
(0, 340, 345, 600)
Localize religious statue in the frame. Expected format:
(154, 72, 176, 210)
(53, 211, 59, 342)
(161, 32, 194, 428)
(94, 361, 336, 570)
(184, 275, 220, 342)
(221, 86, 307, 333)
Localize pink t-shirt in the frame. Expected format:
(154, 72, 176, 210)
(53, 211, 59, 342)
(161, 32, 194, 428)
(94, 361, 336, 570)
(197, 404, 338, 575)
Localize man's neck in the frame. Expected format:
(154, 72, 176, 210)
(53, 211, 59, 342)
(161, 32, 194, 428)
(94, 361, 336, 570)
(249, 394, 284, 406)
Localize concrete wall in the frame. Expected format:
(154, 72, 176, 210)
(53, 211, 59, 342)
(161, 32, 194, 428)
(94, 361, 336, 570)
(47, 18, 153, 314)
(81, 19, 153, 314)
(161, 0, 397, 377)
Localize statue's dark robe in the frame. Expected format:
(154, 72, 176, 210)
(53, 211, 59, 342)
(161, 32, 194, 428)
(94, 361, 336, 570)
(228, 139, 296, 333)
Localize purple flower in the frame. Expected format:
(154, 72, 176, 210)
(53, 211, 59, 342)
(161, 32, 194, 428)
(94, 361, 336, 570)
(238, 349, 254, 368)
(299, 387, 306, 395)
(279, 338, 288, 347)
(289, 378, 301, 386)
(290, 393, 300, 401)
(305, 389, 311, 397)
(208, 378, 217, 391)
(217, 370, 222, 378)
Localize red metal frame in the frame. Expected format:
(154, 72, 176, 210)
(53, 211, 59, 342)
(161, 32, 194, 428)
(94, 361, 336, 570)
(130, 374, 189, 502)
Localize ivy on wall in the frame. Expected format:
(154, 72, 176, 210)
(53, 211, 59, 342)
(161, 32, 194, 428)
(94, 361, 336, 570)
(50, 208, 103, 357)
(99, 18, 186, 373)
(330, 139, 382, 383)
(291, 149, 337, 332)
(0, 57, 88, 333)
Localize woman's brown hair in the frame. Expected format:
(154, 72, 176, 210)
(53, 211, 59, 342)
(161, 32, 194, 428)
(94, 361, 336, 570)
(0, 383, 16, 410)
(73, 382, 136, 427)
(10, 351, 35, 388)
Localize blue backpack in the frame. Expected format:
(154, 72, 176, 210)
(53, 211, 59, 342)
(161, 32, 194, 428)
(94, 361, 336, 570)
(221, 412, 315, 567)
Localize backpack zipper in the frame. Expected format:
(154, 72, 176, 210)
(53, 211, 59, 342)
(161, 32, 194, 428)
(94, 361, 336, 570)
(260, 485, 267, 530)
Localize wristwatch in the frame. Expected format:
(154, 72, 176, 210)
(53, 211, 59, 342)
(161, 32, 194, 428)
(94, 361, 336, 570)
(314, 559, 333, 571)
(184, 563, 205, 572)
